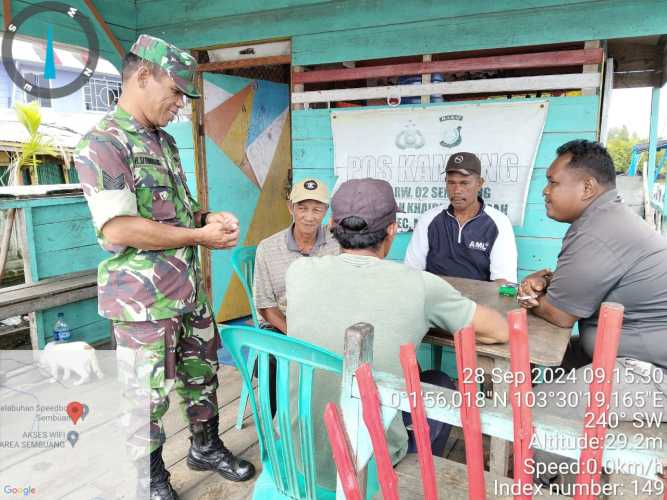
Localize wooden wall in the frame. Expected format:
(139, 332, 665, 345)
(6, 0, 664, 71)
(135, 0, 667, 62)
(0, 196, 109, 347)
(293, 95, 600, 279)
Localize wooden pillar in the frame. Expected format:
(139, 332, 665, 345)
(3, 0, 10, 30)
(599, 57, 614, 144)
(647, 86, 661, 193)
(338, 322, 374, 499)
(421, 55, 432, 105)
(582, 41, 602, 97)
(292, 65, 305, 111)
(83, 0, 125, 58)
(191, 52, 212, 297)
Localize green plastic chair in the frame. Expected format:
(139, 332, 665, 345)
(230, 245, 260, 430)
(221, 325, 343, 499)
(231, 245, 260, 327)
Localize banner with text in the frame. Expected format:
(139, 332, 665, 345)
(331, 101, 549, 231)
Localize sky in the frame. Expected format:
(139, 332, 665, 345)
(607, 86, 667, 139)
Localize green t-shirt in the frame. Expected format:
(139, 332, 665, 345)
(286, 253, 476, 489)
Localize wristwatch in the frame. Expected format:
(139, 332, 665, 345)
(199, 211, 210, 227)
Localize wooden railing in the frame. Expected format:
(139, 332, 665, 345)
(325, 305, 665, 499)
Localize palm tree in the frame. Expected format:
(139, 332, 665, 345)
(1, 102, 63, 283)
(7, 101, 59, 185)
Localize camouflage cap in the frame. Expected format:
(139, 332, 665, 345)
(130, 34, 200, 99)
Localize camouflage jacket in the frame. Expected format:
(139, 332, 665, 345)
(75, 106, 203, 322)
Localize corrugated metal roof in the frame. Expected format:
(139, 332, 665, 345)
(0, 107, 102, 152)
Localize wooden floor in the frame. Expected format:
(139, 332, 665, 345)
(163, 365, 261, 500)
(164, 364, 480, 500)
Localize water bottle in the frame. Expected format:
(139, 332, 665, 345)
(53, 312, 71, 342)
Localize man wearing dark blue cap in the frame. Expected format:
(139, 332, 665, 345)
(286, 178, 509, 490)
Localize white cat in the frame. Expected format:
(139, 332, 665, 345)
(40, 341, 104, 386)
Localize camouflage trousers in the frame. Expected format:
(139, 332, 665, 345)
(114, 298, 220, 460)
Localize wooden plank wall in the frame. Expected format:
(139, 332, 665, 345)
(11, 197, 109, 347)
(165, 121, 197, 196)
(292, 95, 600, 280)
(135, 0, 667, 65)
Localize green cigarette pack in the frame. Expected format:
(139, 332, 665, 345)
(498, 282, 518, 297)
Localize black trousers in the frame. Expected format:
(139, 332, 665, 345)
(401, 369, 456, 457)
(252, 324, 283, 417)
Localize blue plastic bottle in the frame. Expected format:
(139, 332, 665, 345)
(399, 72, 445, 104)
(53, 312, 71, 342)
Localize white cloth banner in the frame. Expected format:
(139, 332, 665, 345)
(331, 101, 549, 231)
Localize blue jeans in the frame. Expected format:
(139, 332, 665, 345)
(401, 369, 456, 457)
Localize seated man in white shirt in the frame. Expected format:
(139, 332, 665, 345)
(405, 152, 517, 283)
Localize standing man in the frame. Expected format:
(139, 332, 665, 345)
(286, 178, 509, 490)
(518, 140, 667, 488)
(404, 152, 517, 282)
(253, 178, 340, 333)
(75, 35, 254, 500)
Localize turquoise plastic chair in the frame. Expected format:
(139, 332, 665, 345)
(230, 245, 261, 429)
(221, 325, 343, 499)
(231, 245, 260, 327)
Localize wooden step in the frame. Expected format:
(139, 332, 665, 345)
(390, 454, 568, 499)
(0, 269, 97, 319)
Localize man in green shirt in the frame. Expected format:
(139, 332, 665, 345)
(286, 178, 508, 489)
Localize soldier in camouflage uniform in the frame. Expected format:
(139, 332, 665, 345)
(75, 34, 255, 500)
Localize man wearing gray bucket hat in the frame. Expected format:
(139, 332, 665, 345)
(285, 178, 509, 490)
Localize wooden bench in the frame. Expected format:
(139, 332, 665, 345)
(326, 313, 665, 499)
(0, 269, 97, 321)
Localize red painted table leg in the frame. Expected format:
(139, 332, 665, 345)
(324, 402, 363, 500)
(455, 325, 486, 500)
(356, 363, 400, 500)
(400, 343, 438, 500)
(508, 308, 534, 500)
(574, 303, 624, 500)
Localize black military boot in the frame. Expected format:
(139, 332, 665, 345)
(187, 417, 256, 482)
(147, 446, 180, 500)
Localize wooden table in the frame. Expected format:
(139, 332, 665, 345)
(423, 275, 572, 477)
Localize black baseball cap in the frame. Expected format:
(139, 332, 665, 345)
(332, 179, 400, 232)
(445, 152, 482, 176)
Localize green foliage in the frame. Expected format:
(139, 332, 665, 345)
(607, 126, 643, 174)
(8, 102, 61, 184)
(607, 126, 667, 177)
(15, 102, 58, 168)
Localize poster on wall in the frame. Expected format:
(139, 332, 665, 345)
(331, 101, 549, 231)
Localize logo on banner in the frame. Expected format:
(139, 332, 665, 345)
(395, 121, 425, 150)
(439, 114, 463, 148)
